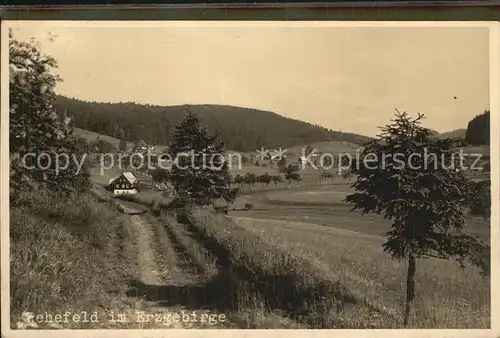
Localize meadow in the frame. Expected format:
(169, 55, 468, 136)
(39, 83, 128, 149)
(233, 216, 490, 328)
(99, 162, 490, 328)
(178, 203, 489, 328)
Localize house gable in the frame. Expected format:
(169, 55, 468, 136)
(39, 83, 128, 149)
(109, 172, 137, 190)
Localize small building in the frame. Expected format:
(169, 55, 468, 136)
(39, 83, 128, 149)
(108, 171, 138, 195)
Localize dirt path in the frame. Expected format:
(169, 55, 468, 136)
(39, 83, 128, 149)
(131, 215, 162, 286)
(122, 214, 232, 329)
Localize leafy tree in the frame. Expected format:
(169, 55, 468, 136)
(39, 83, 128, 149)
(234, 174, 244, 189)
(134, 139, 147, 152)
(118, 139, 128, 153)
(465, 110, 490, 145)
(254, 160, 260, 167)
(151, 167, 171, 185)
(272, 174, 283, 186)
(283, 164, 300, 188)
(168, 112, 237, 206)
(73, 136, 91, 154)
(244, 173, 257, 190)
(9, 31, 91, 197)
(93, 138, 116, 154)
(277, 158, 287, 172)
(345, 111, 490, 326)
(258, 173, 272, 188)
(470, 180, 491, 220)
(294, 175, 302, 188)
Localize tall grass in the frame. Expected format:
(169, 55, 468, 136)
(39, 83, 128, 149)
(236, 217, 490, 329)
(159, 215, 219, 279)
(187, 208, 395, 328)
(10, 189, 139, 328)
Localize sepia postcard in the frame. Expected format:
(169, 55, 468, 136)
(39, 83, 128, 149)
(1, 20, 499, 338)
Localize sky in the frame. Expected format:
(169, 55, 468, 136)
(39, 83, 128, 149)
(8, 22, 491, 137)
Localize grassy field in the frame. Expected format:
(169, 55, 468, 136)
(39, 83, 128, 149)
(165, 203, 490, 329)
(230, 184, 490, 240)
(121, 176, 490, 328)
(233, 216, 490, 328)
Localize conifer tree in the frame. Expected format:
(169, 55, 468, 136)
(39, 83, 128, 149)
(345, 111, 490, 327)
(168, 112, 238, 206)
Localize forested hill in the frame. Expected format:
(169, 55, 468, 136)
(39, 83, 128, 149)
(54, 96, 372, 152)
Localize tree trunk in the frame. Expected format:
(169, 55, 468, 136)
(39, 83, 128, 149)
(403, 253, 416, 327)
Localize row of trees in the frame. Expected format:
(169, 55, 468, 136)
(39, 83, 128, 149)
(234, 173, 282, 190)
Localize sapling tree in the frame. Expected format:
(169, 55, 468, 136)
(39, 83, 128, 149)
(345, 111, 490, 327)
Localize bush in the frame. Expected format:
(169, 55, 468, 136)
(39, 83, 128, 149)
(244, 203, 254, 210)
(470, 180, 491, 219)
(162, 189, 174, 199)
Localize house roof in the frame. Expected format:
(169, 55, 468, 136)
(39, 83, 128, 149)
(122, 171, 138, 184)
(108, 175, 120, 185)
(108, 171, 137, 185)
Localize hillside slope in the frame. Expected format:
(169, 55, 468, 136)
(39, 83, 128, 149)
(439, 129, 466, 139)
(55, 96, 372, 152)
(73, 128, 168, 153)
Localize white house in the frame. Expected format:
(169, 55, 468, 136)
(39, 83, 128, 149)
(108, 171, 138, 195)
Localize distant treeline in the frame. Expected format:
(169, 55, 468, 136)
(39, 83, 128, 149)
(465, 110, 490, 146)
(54, 96, 372, 152)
